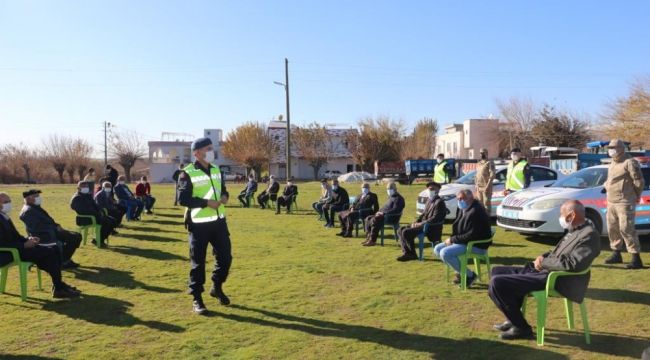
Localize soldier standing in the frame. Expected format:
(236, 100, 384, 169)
(475, 148, 496, 215)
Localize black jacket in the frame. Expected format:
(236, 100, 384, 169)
(19, 204, 59, 243)
(379, 192, 405, 215)
(351, 192, 379, 214)
(262, 181, 280, 195)
(71, 192, 104, 226)
(280, 185, 298, 200)
(94, 189, 117, 211)
(417, 196, 447, 241)
(450, 200, 492, 249)
(0, 215, 27, 266)
(106, 167, 119, 186)
(328, 187, 349, 207)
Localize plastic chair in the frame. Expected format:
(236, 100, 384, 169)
(0, 247, 43, 301)
(287, 194, 299, 213)
(380, 212, 402, 246)
(416, 221, 444, 261)
(240, 191, 256, 208)
(354, 208, 375, 237)
(77, 214, 104, 248)
(119, 199, 135, 221)
(521, 268, 592, 346)
(444, 227, 495, 290)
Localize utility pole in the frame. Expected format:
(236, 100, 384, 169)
(284, 58, 291, 180)
(103, 121, 111, 167)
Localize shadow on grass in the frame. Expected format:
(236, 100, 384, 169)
(209, 304, 567, 359)
(586, 288, 650, 306)
(124, 225, 184, 234)
(153, 213, 184, 219)
(110, 245, 187, 262)
(0, 355, 64, 360)
(546, 329, 650, 358)
(72, 266, 181, 294)
(147, 219, 184, 226)
(41, 294, 185, 333)
(126, 233, 182, 242)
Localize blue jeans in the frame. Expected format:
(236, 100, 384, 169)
(434, 242, 487, 276)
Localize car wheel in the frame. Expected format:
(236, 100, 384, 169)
(585, 209, 603, 234)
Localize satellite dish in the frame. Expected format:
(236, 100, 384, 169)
(278, 114, 284, 121)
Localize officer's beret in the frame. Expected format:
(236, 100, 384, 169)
(510, 148, 521, 153)
(191, 137, 212, 151)
(22, 189, 42, 198)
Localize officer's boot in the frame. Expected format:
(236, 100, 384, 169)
(626, 253, 644, 270)
(604, 250, 623, 264)
(210, 282, 231, 305)
(192, 295, 208, 315)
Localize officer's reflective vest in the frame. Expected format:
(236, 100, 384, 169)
(434, 161, 449, 184)
(506, 160, 528, 191)
(184, 163, 226, 223)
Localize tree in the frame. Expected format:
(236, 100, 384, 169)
(530, 105, 591, 149)
(401, 117, 438, 160)
(601, 77, 650, 149)
(345, 116, 404, 172)
(495, 96, 538, 156)
(222, 122, 277, 178)
(0, 144, 35, 183)
(43, 135, 71, 184)
(292, 122, 333, 180)
(63, 138, 93, 183)
(111, 130, 146, 182)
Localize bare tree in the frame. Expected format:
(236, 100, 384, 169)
(401, 117, 438, 160)
(222, 122, 277, 178)
(495, 96, 538, 156)
(111, 130, 146, 182)
(345, 116, 404, 171)
(293, 122, 333, 180)
(530, 104, 591, 149)
(43, 135, 71, 183)
(0, 144, 36, 183)
(601, 77, 650, 149)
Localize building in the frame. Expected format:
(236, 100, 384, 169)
(267, 120, 357, 180)
(436, 118, 500, 159)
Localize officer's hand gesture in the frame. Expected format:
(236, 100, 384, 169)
(220, 194, 229, 205)
(207, 200, 221, 209)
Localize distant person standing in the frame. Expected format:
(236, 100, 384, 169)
(603, 139, 645, 269)
(475, 148, 496, 215)
(83, 168, 97, 191)
(172, 163, 184, 206)
(504, 148, 530, 195)
(434, 153, 452, 184)
(105, 164, 119, 187)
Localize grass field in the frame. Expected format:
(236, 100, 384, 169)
(0, 182, 648, 359)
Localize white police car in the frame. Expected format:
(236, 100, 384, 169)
(496, 161, 650, 237)
(416, 164, 559, 219)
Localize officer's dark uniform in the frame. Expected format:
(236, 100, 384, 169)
(177, 161, 232, 300)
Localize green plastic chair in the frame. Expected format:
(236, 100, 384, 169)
(77, 214, 103, 248)
(0, 247, 43, 301)
(380, 212, 402, 246)
(521, 268, 592, 346)
(444, 228, 495, 290)
(240, 191, 256, 208)
(287, 194, 299, 214)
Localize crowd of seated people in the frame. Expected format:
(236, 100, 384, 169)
(114, 175, 144, 221)
(71, 181, 118, 248)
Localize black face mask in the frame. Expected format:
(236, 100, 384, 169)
(480, 154, 487, 160)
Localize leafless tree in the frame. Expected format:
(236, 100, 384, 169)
(601, 77, 650, 149)
(495, 96, 539, 156)
(110, 130, 146, 182)
(43, 135, 71, 183)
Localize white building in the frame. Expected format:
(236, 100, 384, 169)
(436, 118, 500, 159)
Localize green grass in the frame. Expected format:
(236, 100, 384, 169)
(0, 182, 648, 359)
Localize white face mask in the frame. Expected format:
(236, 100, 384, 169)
(608, 149, 618, 158)
(511, 154, 520, 162)
(118, 181, 125, 186)
(80, 188, 90, 194)
(287, 182, 292, 186)
(34, 196, 42, 206)
(104, 188, 112, 193)
(437, 158, 443, 163)
(428, 190, 437, 199)
(387, 189, 395, 196)
(559, 214, 573, 231)
(332, 185, 338, 191)
(362, 188, 369, 194)
(204, 151, 215, 163)
(1, 202, 12, 214)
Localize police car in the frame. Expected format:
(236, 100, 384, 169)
(416, 164, 560, 219)
(496, 160, 650, 237)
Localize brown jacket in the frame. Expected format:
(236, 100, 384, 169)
(605, 154, 645, 205)
(475, 159, 496, 190)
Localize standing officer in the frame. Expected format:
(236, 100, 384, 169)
(434, 153, 452, 184)
(178, 137, 232, 315)
(475, 148, 496, 215)
(504, 148, 531, 195)
(604, 139, 645, 269)
(172, 163, 184, 206)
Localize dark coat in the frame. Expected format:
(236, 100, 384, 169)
(379, 192, 405, 216)
(351, 192, 379, 214)
(328, 187, 350, 207)
(280, 185, 298, 200)
(0, 215, 27, 266)
(19, 205, 59, 243)
(114, 184, 135, 201)
(71, 192, 104, 226)
(106, 167, 119, 186)
(450, 200, 492, 249)
(417, 196, 447, 238)
(94, 189, 117, 211)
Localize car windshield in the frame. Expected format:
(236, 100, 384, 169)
(455, 170, 476, 185)
(552, 167, 608, 189)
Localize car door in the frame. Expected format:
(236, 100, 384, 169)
(530, 166, 558, 188)
(635, 167, 650, 232)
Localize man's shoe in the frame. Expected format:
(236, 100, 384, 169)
(111, 229, 119, 235)
(452, 273, 461, 285)
(52, 287, 80, 299)
(626, 253, 644, 269)
(605, 250, 623, 264)
(493, 321, 513, 332)
(343, 233, 353, 238)
(193, 298, 208, 315)
(336, 232, 345, 236)
(62, 283, 82, 295)
(61, 260, 80, 269)
(499, 326, 534, 340)
(363, 241, 376, 247)
(209, 284, 231, 306)
(396, 253, 418, 262)
(464, 272, 478, 288)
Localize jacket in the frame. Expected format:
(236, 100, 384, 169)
(177, 161, 230, 227)
(280, 185, 298, 200)
(540, 221, 601, 303)
(19, 204, 59, 243)
(379, 192, 405, 216)
(135, 182, 152, 197)
(605, 154, 645, 205)
(475, 159, 496, 190)
(71, 192, 104, 226)
(415, 196, 447, 242)
(351, 192, 379, 214)
(328, 187, 349, 207)
(450, 200, 492, 249)
(94, 189, 117, 211)
(241, 180, 258, 196)
(0, 214, 27, 266)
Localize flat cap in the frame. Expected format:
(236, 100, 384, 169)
(608, 139, 624, 148)
(479, 148, 488, 153)
(22, 189, 41, 198)
(510, 148, 521, 153)
(191, 137, 213, 151)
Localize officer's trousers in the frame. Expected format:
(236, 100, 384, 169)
(188, 219, 232, 296)
(607, 203, 641, 254)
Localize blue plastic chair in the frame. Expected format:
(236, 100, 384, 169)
(380, 212, 402, 246)
(416, 221, 445, 261)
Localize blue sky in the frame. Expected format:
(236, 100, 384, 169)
(1, 0, 648, 154)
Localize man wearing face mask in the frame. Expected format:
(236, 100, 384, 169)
(0, 192, 81, 299)
(257, 175, 280, 209)
(322, 179, 349, 228)
(337, 182, 379, 238)
(172, 163, 184, 206)
(434, 154, 452, 185)
(71, 181, 117, 247)
(604, 139, 645, 269)
(312, 179, 332, 219)
(178, 137, 232, 315)
(276, 178, 299, 214)
(114, 175, 144, 221)
(504, 148, 531, 195)
(19, 189, 82, 269)
(362, 182, 405, 246)
(434, 189, 492, 286)
(397, 182, 447, 261)
(475, 148, 496, 215)
(95, 181, 125, 228)
(237, 175, 258, 208)
(488, 200, 600, 340)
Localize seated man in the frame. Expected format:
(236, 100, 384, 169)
(362, 182, 405, 247)
(237, 175, 258, 208)
(95, 181, 125, 228)
(114, 175, 144, 220)
(312, 179, 332, 219)
(488, 200, 600, 340)
(19, 189, 81, 269)
(337, 182, 379, 238)
(322, 179, 349, 228)
(257, 175, 279, 209)
(434, 189, 492, 287)
(397, 181, 447, 261)
(135, 176, 156, 215)
(276, 179, 298, 214)
(71, 181, 117, 247)
(0, 192, 81, 298)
